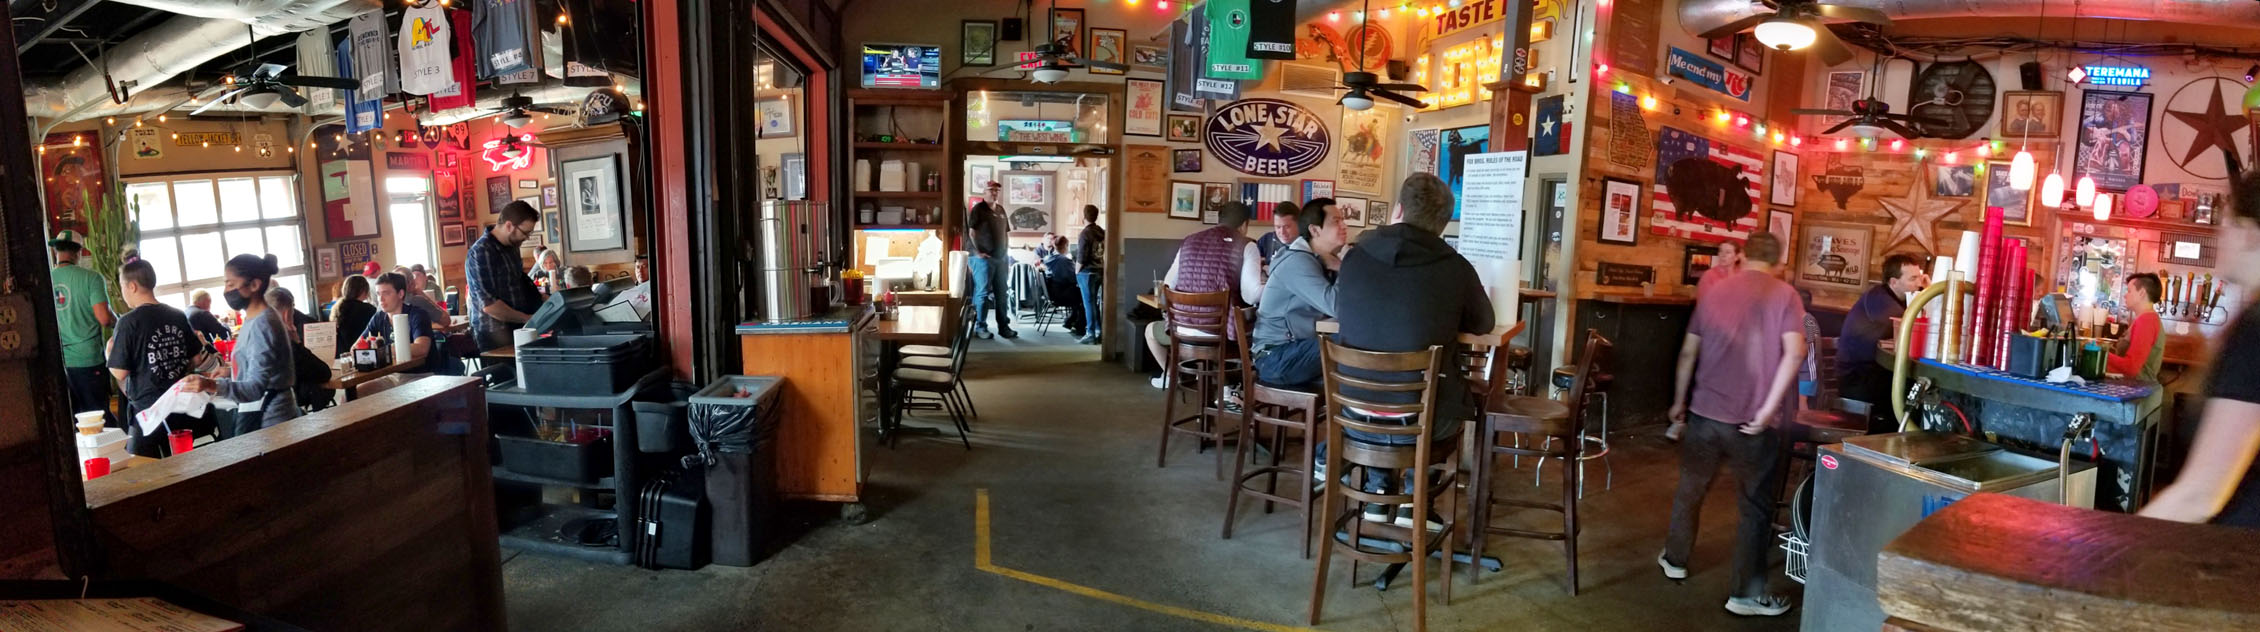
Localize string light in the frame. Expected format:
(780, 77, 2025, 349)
(1640, 96, 1657, 110)
(105, 117, 115, 125)
(1889, 138, 1904, 151)
(1714, 111, 1732, 125)
(1835, 138, 1849, 150)
(1914, 148, 1927, 159)
(1790, 136, 1802, 147)
(1329, 10, 1340, 21)
(158, 114, 167, 123)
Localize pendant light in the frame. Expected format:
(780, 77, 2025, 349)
(2092, 192, 2113, 221)
(2041, 172, 2066, 208)
(1753, 16, 1818, 51)
(2009, 150, 2036, 190)
(2075, 175, 2097, 208)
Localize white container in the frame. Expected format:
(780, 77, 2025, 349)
(878, 160, 907, 192)
(513, 328, 539, 348)
(391, 313, 414, 365)
(854, 159, 872, 192)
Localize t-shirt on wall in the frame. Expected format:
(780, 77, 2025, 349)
(399, 4, 454, 95)
(473, 0, 543, 80)
(349, 10, 398, 95)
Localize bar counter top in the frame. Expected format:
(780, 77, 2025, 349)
(735, 305, 874, 335)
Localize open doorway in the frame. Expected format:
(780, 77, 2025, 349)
(964, 154, 1110, 353)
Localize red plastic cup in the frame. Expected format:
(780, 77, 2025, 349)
(84, 457, 111, 480)
(169, 430, 194, 455)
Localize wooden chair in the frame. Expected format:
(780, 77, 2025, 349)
(1465, 329, 1609, 595)
(1221, 306, 1323, 558)
(900, 299, 980, 421)
(1157, 284, 1241, 479)
(1309, 335, 1458, 632)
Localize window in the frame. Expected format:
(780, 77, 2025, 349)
(127, 173, 310, 314)
(386, 177, 436, 273)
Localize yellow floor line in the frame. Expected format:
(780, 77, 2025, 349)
(975, 488, 1318, 632)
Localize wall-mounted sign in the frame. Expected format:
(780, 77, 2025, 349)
(480, 135, 536, 171)
(174, 131, 240, 147)
(384, 151, 431, 171)
(1596, 262, 1654, 287)
(997, 119, 1079, 143)
(2073, 65, 2149, 87)
(252, 133, 276, 157)
(1414, 34, 1506, 110)
(1666, 46, 1753, 102)
(1205, 98, 1331, 177)
(1430, 0, 1506, 39)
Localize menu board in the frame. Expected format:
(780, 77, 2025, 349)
(1606, 0, 1663, 77)
(1456, 151, 1526, 324)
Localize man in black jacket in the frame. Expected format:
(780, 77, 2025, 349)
(1335, 172, 1495, 439)
(967, 188, 1018, 339)
(1075, 204, 1105, 345)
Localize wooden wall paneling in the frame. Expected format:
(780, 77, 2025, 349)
(741, 331, 861, 500)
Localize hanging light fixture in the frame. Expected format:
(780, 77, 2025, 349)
(501, 109, 532, 128)
(1752, 16, 1818, 52)
(2041, 172, 2066, 208)
(2092, 192, 2113, 221)
(2009, 150, 2036, 191)
(2075, 175, 2097, 208)
(1339, 89, 1375, 111)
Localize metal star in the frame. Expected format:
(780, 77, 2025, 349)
(1877, 164, 1964, 255)
(1251, 120, 1289, 152)
(2166, 80, 2249, 169)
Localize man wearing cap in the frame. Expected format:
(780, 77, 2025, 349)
(50, 230, 116, 424)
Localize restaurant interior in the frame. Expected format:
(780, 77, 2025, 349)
(2, 0, 2258, 630)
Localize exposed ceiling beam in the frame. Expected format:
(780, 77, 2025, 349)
(13, 0, 103, 54)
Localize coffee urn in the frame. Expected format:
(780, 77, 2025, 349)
(755, 200, 834, 321)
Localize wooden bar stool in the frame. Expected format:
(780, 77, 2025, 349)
(1309, 336, 1459, 632)
(1221, 306, 1324, 558)
(1466, 329, 1610, 595)
(1542, 340, 1616, 494)
(1156, 284, 1240, 480)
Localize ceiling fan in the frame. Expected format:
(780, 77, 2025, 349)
(1027, 0, 1129, 82)
(193, 62, 359, 116)
(1332, 0, 1426, 110)
(483, 92, 575, 128)
(1683, 0, 1892, 66)
(1792, 55, 1918, 138)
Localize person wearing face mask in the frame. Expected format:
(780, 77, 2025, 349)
(467, 202, 547, 351)
(181, 254, 301, 433)
(2141, 170, 2260, 528)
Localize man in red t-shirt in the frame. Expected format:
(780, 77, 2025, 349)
(1658, 232, 1806, 617)
(2108, 272, 2165, 382)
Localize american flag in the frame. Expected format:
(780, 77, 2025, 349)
(1650, 126, 1762, 243)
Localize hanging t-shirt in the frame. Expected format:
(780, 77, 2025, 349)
(473, 0, 539, 80)
(1191, 10, 1245, 100)
(430, 10, 479, 111)
(106, 303, 200, 413)
(349, 10, 398, 95)
(399, 4, 453, 95)
(337, 38, 383, 133)
(559, 0, 636, 81)
(294, 28, 338, 111)
(1244, 0, 1297, 60)
(1203, 0, 1261, 81)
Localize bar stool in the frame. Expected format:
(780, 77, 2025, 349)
(1467, 329, 1610, 595)
(1543, 352, 1615, 494)
(1308, 336, 1458, 632)
(1221, 306, 1324, 558)
(1157, 284, 1240, 480)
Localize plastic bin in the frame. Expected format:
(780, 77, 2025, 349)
(496, 434, 613, 483)
(688, 375, 783, 567)
(518, 334, 652, 394)
(632, 382, 699, 454)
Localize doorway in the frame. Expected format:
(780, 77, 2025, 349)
(964, 154, 1111, 352)
(1530, 177, 1568, 371)
(386, 176, 437, 273)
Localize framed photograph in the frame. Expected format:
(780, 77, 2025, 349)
(1048, 8, 1084, 55)
(1125, 78, 1164, 137)
(440, 223, 466, 247)
(1165, 113, 1202, 142)
(1982, 160, 2032, 226)
(1797, 221, 1874, 292)
(1169, 181, 1202, 219)
(1766, 210, 1794, 264)
(1769, 150, 1799, 206)
(440, 152, 458, 168)
(1132, 44, 1167, 73)
(1825, 71, 1865, 112)
(316, 246, 340, 279)
(1088, 28, 1127, 75)
(1999, 91, 2063, 138)
(968, 163, 995, 201)
(2074, 89, 2152, 191)
(1366, 199, 1389, 227)
(1301, 179, 1335, 202)
(561, 155, 626, 252)
(544, 211, 562, 245)
(1600, 177, 1641, 245)
(1336, 196, 1368, 227)
(1173, 148, 1202, 172)
(962, 20, 998, 66)
(541, 185, 559, 208)
(1200, 182, 1233, 224)
(755, 96, 795, 138)
(518, 178, 538, 190)
(1931, 164, 1977, 198)
(1001, 171, 1056, 233)
(1707, 35, 1734, 59)
(1733, 33, 1764, 73)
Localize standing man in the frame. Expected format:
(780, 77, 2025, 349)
(108, 259, 203, 456)
(1836, 253, 1929, 412)
(50, 230, 115, 424)
(1075, 204, 1106, 345)
(1660, 231, 1804, 618)
(1144, 201, 1265, 388)
(1254, 203, 1301, 261)
(2108, 272, 2166, 382)
(186, 289, 232, 343)
(466, 201, 546, 351)
(1252, 197, 1347, 390)
(967, 181, 1017, 339)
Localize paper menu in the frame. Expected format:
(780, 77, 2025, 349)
(0, 598, 244, 632)
(302, 322, 338, 361)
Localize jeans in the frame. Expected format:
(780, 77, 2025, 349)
(1077, 271, 1102, 338)
(65, 365, 114, 428)
(968, 255, 1013, 333)
(1664, 413, 1786, 599)
(1252, 338, 1323, 391)
(1045, 277, 1086, 333)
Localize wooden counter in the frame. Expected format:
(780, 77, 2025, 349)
(738, 307, 877, 503)
(83, 376, 502, 632)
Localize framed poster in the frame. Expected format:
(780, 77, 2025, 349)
(1338, 104, 1395, 194)
(562, 155, 626, 252)
(1798, 221, 1873, 291)
(1438, 124, 1489, 218)
(2000, 91, 2063, 138)
(1769, 150, 1799, 206)
(755, 96, 795, 138)
(1982, 159, 2032, 226)
(1683, 244, 1721, 286)
(968, 163, 996, 201)
(440, 223, 466, 247)
(1088, 28, 1127, 75)
(1707, 35, 1735, 59)
(486, 175, 512, 215)
(1825, 71, 1865, 112)
(1336, 196, 1368, 227)
(2074, 89, 2152, 192)
(1366, 199, 1389, 227)
(1125, 78, 1164, 136)
(1000, 170, 1056, 233)
(1408, 129, 1441, 175)
(1124, 144, 1171, 212)
(1173, 148, 1202, 172)
(1165, 113, 1202, 142)
(1132, 44, 1167, 73)
(1200, 182, 1233, 224)
(1766, 210, 1794, 264)
(544, 211, 562, 245)
(435, 168, 461, 219)
(1600, 177, 1641, 245)
(1931, 164, 1977, 198)
(1733, 33, 1764, 73)
(1049, 8, 1084, 55)
(962, 20, 998, 66)
(541, 185, 559, 208)
(316, 246, 340, 279)
(1169, 181, 1202, 219)
(1301, 179, 1334, 202)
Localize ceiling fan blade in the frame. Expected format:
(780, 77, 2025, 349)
(1372, 89, 1427, 109)
(1374, 82, 1427, 92)
(189, 89, 247, 116)
(1083, 58, 1130, 72)
(1880, 120, 1922, 138)
(1792, 108, 1856, 116)
(277, 86, 308, 108)
(1811, 3, 1892, 26)
(532, 106, 576, 115)
(253, 63, 289, 80)
(1822, 118, 1857, 134)
(1810, 24, 1857, 66)
(1696, 14, 1770, 40)
(279, 74, 361, 90)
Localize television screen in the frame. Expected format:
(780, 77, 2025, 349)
(861, 43, 941, 89)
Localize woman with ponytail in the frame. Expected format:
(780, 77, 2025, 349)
(185, 254, 302, 431)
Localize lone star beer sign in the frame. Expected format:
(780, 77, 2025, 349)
(1205, 98, 1332, 177)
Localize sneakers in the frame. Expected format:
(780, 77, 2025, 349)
(1724, 595, 1793, 617)
(975, 328, 994, 340)
(1392, 506, 1445, 532)
(1079, 334, 1100, 344)
(1220, 385, 1244, 414)
(997, 328, 1019, 339)
(1150, 374, 1168, 389)
(1361, 504, 1391, 523)
(1657, 551, 1688, 580)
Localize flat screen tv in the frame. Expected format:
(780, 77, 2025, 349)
(860, 43, 942, 89)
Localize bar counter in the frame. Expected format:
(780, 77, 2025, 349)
(1905, 359, 2159, 511)
(737, 306, 878, 503)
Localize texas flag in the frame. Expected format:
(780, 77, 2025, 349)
(1533, 94, 1569, 156)
(1650, 126, 1762, 243)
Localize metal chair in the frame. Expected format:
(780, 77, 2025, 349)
(1308, 335, 1458, 632)
(1156, 284, 1241, 479)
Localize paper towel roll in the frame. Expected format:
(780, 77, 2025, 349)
(391, 313, 413, 365)
(513, 327, 538, 348)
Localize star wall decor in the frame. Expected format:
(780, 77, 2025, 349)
(2162, 77, 2251, 179)
(1878, 163, 1964, 255)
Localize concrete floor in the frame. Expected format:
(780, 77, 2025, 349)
(503, 326, 1805, 631)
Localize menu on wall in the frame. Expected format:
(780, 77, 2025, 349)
(1456, 151, 1526, 324)
(1606, 0, 1662, 77)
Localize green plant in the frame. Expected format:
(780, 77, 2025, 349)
(82, 185, 139, 311)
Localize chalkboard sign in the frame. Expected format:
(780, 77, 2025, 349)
(1597, 262, 1654, 287)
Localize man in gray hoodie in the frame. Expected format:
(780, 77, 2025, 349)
(1251, 198, 1347, 390)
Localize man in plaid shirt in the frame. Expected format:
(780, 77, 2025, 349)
(467, 201, 545, 351)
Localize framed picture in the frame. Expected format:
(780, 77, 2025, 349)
(1125, 78, 1164, 137)
(541, 185, 559, 208)
(1169, 181, 1202, 219)
(1734, 33, 1764, 73)
(1999, 91, 2063, 139)
(518, 178, 538, 189)
(440, 223, 466, 247)
(1200, 182, 1233, 224)
(519, 197, 544, 246)
(1766, 210, 1794, 264)
(755, 96, 795, 138)
(1001, 171, 1055, 233)
(440, 152, 458, 168)
(544, 211, 562, 245)
(316, 246, 340, 279)
(1931, 164, 1977, 198)
(1088, 28, 1127, 75)
(1048, 8, 1084, 55)
(1707, 35, 1735, 59)
(561, 155, 626, 252)
(962, 20, 998, 66)
(2074, 89, 2152, 191)
(1366, 200, 1389, 227)
(1301, 179, 1334, 202)
(968, 163, 995, 201)
(1600, 177, 1641, 245)
(435, 169, 461, 219)
(1336, 196, 1368, 227)
(1165, 113, 1202, 142)
(1173, 148, 1202, 172)
(1797, 221, 1874, 291)
(1769, 150, 1799, 206)
(1981, 160, 2032, 225)
(1132, 44, 1167, 73)
(1825, 71, 1864, 112)
(486, 176, 512, 215)
(1683, 244, 1721, 285)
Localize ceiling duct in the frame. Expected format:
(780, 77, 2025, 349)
(1678, 0, 2260, 41)
(24, 0, 379, 122)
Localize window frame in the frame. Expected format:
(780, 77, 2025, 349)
(124, 170, 312, 311)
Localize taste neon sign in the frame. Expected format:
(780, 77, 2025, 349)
(480, 134, 537, 171)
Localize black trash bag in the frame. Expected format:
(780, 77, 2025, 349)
(684, 401, 758, 469)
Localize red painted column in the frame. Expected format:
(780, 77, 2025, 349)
(644, 0, 697, 380)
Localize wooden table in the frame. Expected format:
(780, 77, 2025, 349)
(874, 304, 957, 446)
(1137, 293, 1160, 309)
(481, 346, 517, 360)
(323, 355, 428, 401)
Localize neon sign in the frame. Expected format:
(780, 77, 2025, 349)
(480, 134, 536, 171)
(2078, 65, 2149, 87)
(1414, 34, 1507, 110)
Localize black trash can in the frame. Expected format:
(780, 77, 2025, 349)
(686, 375, 784, 567)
